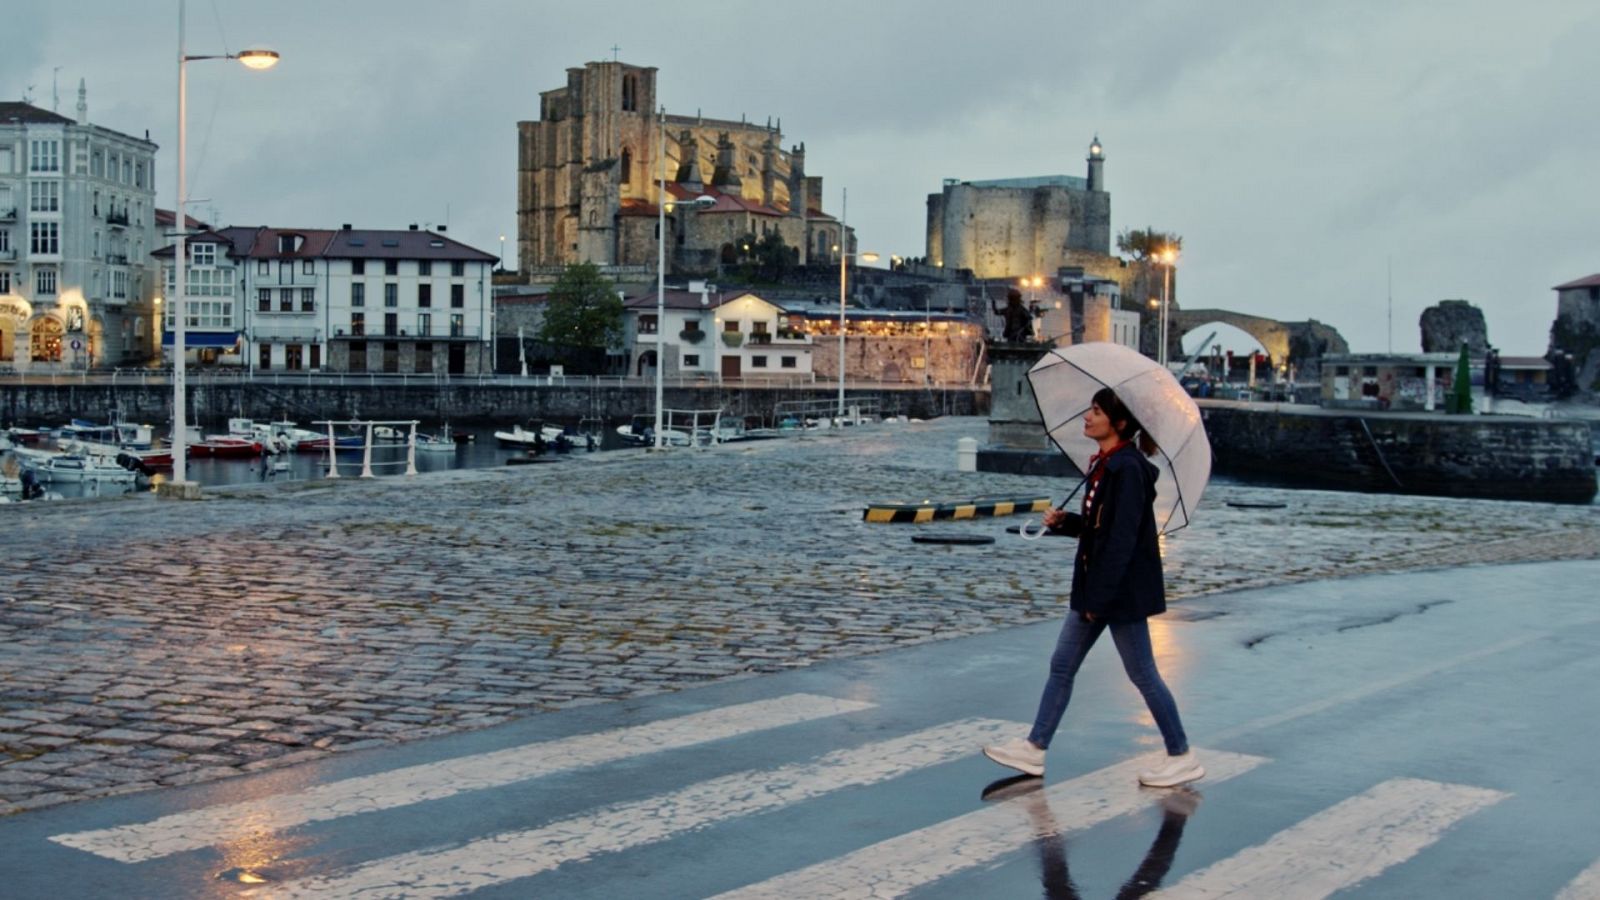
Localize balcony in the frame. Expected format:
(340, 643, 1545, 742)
(105, 254, 129, 266)
(0, 249, 15, 262)
(106, 210, 130, 227)
(0, 208, 15, 222)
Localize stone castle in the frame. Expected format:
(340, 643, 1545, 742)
(516, 61, 847, 278)
(925, 137, 1112, 280)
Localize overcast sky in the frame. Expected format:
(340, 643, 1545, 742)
(10, 0, 1594, 354)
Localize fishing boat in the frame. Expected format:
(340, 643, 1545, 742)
(21, 451, 139, 484)
(190, 435, 263, 458)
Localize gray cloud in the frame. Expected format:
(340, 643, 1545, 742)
(7, 0, 1593, 354)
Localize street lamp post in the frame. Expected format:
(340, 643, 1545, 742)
(654, 107, 715, 450)
(170, 0, 277, 490)
(834, 188, 879, 420)
(1155, 247, 1178, 369)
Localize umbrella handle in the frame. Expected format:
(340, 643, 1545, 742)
(1016, 519, 1049, 541)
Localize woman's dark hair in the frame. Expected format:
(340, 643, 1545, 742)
(1091, 387, 1158, 457)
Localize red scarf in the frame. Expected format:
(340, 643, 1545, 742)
(1082, 440, 1129, 517)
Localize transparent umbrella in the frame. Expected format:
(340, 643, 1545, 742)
(1024, 342, 1212, 534)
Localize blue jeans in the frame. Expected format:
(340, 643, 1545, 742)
(1027, 613, 1190, 756)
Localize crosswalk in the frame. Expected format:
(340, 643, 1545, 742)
(38, 690, 1600, 899)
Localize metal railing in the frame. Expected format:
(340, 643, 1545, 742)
(310, 419, 424, 479)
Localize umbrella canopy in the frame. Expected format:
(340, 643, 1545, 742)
(1026, 342, 1212, 534)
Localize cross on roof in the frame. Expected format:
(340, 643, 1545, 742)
(611, 45, 621, 62)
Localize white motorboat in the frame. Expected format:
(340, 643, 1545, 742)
(495, 422, 567, 449)
(23, 451, 139, 484)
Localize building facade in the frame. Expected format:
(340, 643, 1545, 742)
(0, 91, 160, 370)
(925, 137, 1112, 280)
(516, 61, 846, 280)
(622, 288, 815, 382)
(155, 225, 495, 374)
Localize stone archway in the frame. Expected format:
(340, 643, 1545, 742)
(636, 349, 658, 377)
(1169, 308, 1348, 375)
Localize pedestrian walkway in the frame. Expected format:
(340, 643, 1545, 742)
(2, 560, 1598, 898)
(3, 419, 1598, 818)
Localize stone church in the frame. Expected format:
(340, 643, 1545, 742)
(516, 61, 848, 278)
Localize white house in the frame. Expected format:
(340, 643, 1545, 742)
(623, 287, 814, 381)
(155, 224, 496, 373)
(0, 91, 160, 370)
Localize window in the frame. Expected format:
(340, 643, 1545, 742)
(450, 313, 464, 337)
(30, 222, 60, 254)
(259, 343, 271, 371)
(0, 272, 10, 293)
(450, 284, 464, 308)
(36, 268, 57, 295)
(0, 230, 9, 252)
(419, 260, 431, 276)
(279, 289, 294, 312)
(350, 312, 365, 336)
(639, 313, 658, 334)
(29, 181, 60, 212)
(385, 259, 398, 276)
(622, 74, 638, 111)
(384, 313, 398, 336)
(451, 261, 464, 277)
(258, 289, 272, 312)
(302, 259, 314, 275)
(91, 151, 103, 177)
(620, 147, 632, 185)
(418, 284, 432, 307)
(751, 355, 768, 368)
(417, 313, 431, 335)
(112, 270, 128, 299)
(29, 140, 60, 172)
(724, 320, 740, 332)
(191, 243, 215, 266)
(257, 260, 269, 275)
(351, 283, 365, 307)
(684, 354, 700, 367)
(384, 283, 398, 307)
(300, 288, 315, 312)
(135, 162, 145, 188)
(781, 355, 797, 369)
(352, 259, 365, 275)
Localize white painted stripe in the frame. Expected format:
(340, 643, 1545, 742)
(1149, 778, 1508, 899)
(247, 717, 1022, 900)
(713, 748, 1268, 900)
(1555, 857, 1600, 900)
(50, 692, 873, 863)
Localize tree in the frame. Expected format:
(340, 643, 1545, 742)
(538, 262, 623, 349)
(729, 231, 798, 283)
(1116, 228, 1183, 261)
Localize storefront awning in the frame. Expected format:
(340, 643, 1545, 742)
(161, 331, 241, 348)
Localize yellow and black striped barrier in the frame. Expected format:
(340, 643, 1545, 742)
(863, 496, 1052, 524)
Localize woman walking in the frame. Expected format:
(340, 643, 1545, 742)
(984, 387, 1203, 788)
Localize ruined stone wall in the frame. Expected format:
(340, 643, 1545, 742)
(1551, 285, 1600, 393)
(809, 333, 983, 387)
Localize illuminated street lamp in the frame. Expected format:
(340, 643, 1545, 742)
(169, 0, 277, 491)
(1155, 246, 1178, 368)
(835, 187, 878, 418)
(654, 108, 716, 450)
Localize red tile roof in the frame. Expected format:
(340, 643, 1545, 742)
(1553, 274, 1600, 290)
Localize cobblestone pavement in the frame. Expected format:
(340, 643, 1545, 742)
(2, 418, 1596, 816)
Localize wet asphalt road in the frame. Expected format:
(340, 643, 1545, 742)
(1, 559, 1598, 898)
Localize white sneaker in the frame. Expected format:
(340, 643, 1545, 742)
(983, 737, 1045, 777)
(1138, 750, 1205, 787)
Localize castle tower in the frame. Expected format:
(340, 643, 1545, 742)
(1086, 134, 1105, 192)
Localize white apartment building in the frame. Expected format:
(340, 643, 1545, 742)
(155, 225, 496, 373)
(0, 90, 160, 370)
(623, 288, 814, 381)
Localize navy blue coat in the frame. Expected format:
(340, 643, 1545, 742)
(1068, 445, 1167, 621)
